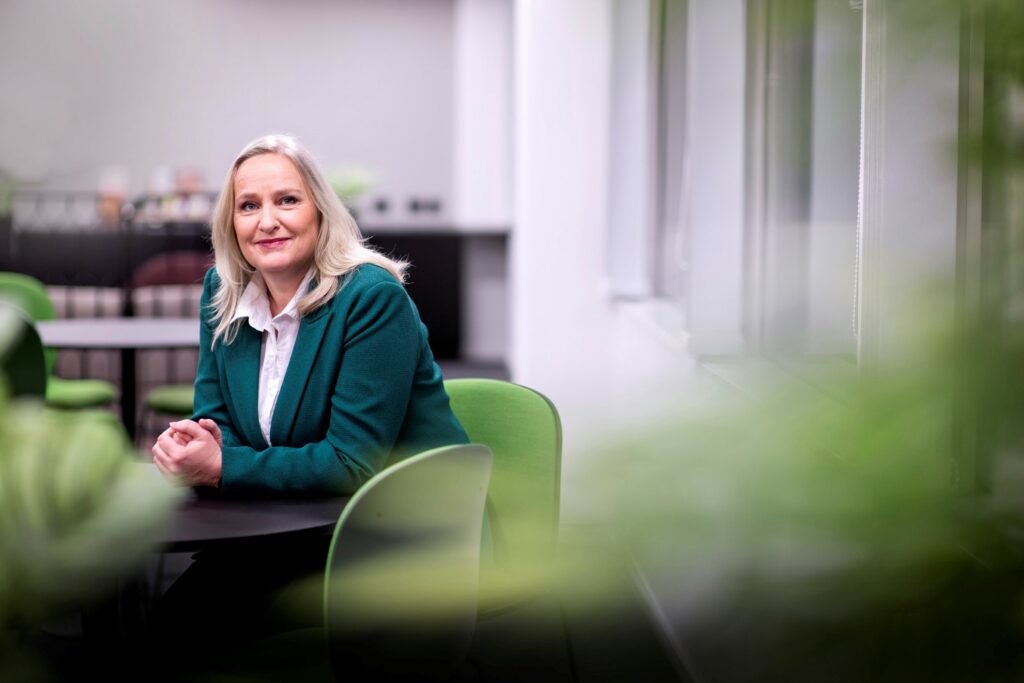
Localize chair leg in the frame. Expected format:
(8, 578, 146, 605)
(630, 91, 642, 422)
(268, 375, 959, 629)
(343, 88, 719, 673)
(150, 553, 166, 605)
(463, 600, 578, 683)
(558, 599, 581, 683)
(135, 404, 150, 452)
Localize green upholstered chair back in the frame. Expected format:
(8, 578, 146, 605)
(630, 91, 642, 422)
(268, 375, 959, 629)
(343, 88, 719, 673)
(0, 274, 115, 411)
(0, 304, 47, 399)
(324, 443, 493, 682)
(0, 272, 58, 375)
(444, 379, 562, 573)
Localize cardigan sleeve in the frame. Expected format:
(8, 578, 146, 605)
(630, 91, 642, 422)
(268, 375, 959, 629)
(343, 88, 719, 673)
(190, 270, 243, 450)
(217, 280, 420, 497)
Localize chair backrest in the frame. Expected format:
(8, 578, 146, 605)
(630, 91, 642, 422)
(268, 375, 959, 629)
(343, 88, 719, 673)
(0, 303, 47, 399)
(130, 252, 209, 389)
(443, 379, 562, 573)
(323, 443, 493, 682)
(0, 272, 57, 376)
(130, 250, 212, 289)
(130, 250, 211, 318)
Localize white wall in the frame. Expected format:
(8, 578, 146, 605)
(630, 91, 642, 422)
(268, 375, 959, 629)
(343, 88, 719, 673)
(512, 0, 695, 517)
(685, 0, 748, 355)
(606, 0, 657, 298)
(0, 0, 454, 224)
(452, 0, 513, 228)
(452, 0, 513, 362)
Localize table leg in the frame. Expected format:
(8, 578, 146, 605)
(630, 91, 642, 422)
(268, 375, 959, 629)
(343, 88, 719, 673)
(121, 347, 137, 441)
(81, 574, 148, 677)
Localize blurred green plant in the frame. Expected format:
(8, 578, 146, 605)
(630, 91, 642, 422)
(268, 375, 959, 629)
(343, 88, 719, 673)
(0, 309, 183, 679)
(558, 302, 1024, 681)
(326, 166, 376, 205)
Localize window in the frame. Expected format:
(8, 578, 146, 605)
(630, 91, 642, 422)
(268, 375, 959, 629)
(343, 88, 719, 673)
(745, 0, 862, 360)
(607, 0, 688, 302)
(654, 0, 689, 299)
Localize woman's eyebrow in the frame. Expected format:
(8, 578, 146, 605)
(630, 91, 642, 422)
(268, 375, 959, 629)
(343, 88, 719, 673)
(234, 186, 305, 201)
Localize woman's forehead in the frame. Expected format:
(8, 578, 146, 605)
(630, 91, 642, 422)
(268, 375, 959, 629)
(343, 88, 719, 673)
(234, 153, 305, 189)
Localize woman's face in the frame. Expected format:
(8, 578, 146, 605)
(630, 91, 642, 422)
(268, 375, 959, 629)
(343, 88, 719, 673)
(232, 153, 319, 284)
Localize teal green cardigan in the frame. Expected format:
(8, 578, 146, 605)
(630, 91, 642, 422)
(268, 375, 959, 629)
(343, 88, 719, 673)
(192, 264, 469, 498)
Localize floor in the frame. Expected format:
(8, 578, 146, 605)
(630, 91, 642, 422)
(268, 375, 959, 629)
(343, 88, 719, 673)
(18, 548, 688, 682)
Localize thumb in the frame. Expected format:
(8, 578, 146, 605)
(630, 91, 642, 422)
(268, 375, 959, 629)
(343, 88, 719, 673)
(198, 418, 223, 447)
(169, 419, 209, 441)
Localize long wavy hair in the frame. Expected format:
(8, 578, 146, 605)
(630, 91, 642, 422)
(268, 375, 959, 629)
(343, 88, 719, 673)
(208, 134, 407, 346)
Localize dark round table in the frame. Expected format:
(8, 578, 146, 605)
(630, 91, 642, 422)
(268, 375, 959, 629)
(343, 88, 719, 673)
(165, 490, 351, 552)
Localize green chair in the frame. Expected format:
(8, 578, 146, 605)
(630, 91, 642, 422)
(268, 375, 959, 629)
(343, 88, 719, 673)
(0, 272, 117, 409)
(442, 379, 573, 679)
(443, 378, 562, 589)
(324, 442, 493, 681)
(193, 443, 494, 683)
(145, 383, 193, 417)
(0, 302, 47, 398)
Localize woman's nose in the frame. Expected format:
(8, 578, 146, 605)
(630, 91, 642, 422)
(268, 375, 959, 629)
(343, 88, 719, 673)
(258, 205, 278, 230)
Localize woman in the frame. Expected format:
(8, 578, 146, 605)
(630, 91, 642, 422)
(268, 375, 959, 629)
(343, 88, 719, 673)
(145, 134, 470, 668)
(151, 133, 468, 495)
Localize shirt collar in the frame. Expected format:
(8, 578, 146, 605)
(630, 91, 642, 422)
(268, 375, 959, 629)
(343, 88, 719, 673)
(233, 269, 315, 332)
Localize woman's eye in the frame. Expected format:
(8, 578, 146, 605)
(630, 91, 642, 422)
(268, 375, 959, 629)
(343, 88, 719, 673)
(239, 201, 257, 212)
(280, 195, 297, 205)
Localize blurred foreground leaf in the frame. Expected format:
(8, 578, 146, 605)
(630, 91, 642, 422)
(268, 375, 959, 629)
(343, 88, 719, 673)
(0, 402, 183, 625)
(558, 317, 1024, 681)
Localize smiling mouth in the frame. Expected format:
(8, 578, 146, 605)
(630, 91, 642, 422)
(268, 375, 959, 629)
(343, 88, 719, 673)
(256, 238, 290, 248)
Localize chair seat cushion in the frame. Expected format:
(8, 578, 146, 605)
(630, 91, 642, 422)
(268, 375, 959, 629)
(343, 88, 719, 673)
(45, 376, 117, 409)
(146, 383, 194, 415)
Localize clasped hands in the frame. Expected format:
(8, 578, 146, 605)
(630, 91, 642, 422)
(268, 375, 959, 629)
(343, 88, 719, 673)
(152, 418, 223, 488)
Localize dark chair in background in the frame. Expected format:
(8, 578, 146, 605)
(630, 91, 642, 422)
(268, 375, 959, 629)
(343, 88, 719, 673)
(130, 251, 211, 440)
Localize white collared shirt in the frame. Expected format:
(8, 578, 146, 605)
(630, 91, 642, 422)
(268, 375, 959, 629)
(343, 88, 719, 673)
(231, 270, 315, 447)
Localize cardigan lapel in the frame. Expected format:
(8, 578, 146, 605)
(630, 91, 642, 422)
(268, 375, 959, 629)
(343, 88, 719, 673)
(269, 305, 334, 445)
(223, 324, 267, 450)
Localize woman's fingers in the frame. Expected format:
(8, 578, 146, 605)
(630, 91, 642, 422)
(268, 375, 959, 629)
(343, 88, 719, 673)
(157, 430, 184, 455)
(153, 420, 222, 488)
(197, 419, 223, 448)
(151, 443, 175, 477)
(168, 419, 212, 443)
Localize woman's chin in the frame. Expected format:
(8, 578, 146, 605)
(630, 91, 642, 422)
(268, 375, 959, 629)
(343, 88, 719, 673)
(253, 259, 310, 281)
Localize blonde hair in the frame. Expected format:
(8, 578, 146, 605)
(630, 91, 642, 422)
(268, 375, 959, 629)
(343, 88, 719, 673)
(208, 134, 407, 346)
